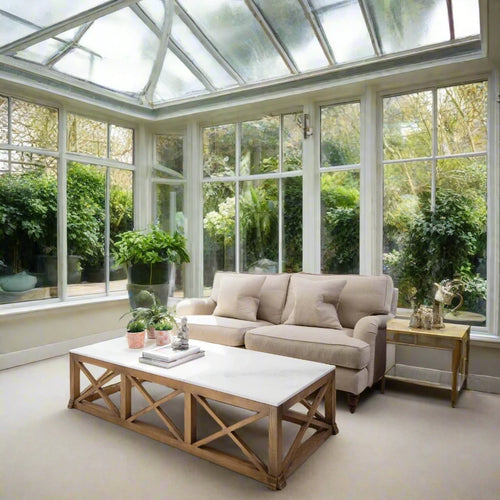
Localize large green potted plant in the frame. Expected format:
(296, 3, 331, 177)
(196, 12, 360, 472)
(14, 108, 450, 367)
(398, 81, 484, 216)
(113, 223, 189, 307)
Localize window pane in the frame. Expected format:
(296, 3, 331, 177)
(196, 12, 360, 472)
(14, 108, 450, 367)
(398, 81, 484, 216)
(0, 13, 34, 46)
(203, 182, 236, 293)
(452, 0, 480, 38)
(16, 39, 65, 64)
(110, 125, 133, 164)
(438, 82, 487, 155)
(110, 168, 133, 293)
(366, 0, 450, 54)
(383, 91, 432, 160)
(0, 96, 7, 144)
(0, 161, 58, 304)
(67, 162, 106, 297)
(179, 0, 289, 82)
(203, 124, 236, 177)
(55, 8, 158, 93)
(436, 156, 486, 326)
(321, 102, 360, 167)
(311, 0, 374, 63)
(10, 151, 58, 173)
(240, 179, 279, 273)
(283, 113, 303, 172)
(283, 176, 303, 272)
(156, 135, 183, 175)
(12, 99, 58, 151)
(241, 117, 279, 175)
(67, 114, 107, 158)
(155, 183, 185, 297)
(155, 51, 207, 102)
(254, 0, 329, 71)
(170, 15, 238, 89)
(383, 161, 432, 273)
(321, 170, 360, 274)
(139, 0, 165, 28)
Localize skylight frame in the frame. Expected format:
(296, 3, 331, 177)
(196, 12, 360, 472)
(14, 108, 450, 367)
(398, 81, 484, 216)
(0, 0, 483, 111)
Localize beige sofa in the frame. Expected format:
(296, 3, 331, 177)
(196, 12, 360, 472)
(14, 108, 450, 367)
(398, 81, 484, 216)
(176, 271, 397, 412)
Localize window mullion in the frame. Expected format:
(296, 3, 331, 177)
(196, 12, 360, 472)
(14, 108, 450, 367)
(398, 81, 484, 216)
(58, 106, 68, 300)
(431, 88, 438, 211)
(278, 115, 284, 273)
(235, 123, 241, 273)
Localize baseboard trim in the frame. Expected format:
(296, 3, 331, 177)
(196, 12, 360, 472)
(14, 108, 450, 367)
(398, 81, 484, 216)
(468, 374, 500, 394)
(0, 329, 123, 370)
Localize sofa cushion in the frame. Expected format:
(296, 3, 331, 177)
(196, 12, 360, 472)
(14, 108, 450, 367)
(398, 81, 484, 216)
(184, 315, 271, 347)
(284, 276, 346, 329)
(211, 271, 291, 324)
(282, 273, 394, 329)
(245, 324, 369, 370)
(213, 274, 266, 321)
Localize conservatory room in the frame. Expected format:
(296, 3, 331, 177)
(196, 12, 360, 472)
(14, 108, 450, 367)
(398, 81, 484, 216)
(0, 0, 499, 498)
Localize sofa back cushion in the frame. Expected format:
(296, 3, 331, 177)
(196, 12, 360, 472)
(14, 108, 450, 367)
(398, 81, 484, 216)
(284, 276, 346, 329)
(282, 273, 394, 328)
(213, 274, 266, 321)
(211, 272, 291, 324)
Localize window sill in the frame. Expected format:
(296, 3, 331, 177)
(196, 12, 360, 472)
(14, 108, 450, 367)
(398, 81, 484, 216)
(0, 293, 129, 319)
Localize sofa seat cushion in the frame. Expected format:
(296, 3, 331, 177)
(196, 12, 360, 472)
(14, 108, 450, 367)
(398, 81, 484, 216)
(245, 325, 370, 370)
(183, 315, 271, 347)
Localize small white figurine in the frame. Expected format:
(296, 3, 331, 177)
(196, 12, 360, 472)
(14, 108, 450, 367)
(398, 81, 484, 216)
(173, 316, 189, 350)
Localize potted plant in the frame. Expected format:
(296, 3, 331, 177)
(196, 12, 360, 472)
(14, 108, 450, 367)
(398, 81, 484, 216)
(113, 223, 189, 307)
(126, 318, 147, 349)
(153, 317, 175, 346)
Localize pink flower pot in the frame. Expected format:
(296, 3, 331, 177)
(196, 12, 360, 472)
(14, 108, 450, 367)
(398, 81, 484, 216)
(126, 330, 146, 349)
(155, 330, 172, 346)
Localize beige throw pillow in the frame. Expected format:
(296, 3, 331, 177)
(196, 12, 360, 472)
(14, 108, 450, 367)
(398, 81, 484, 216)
(213, 274, 266, 321)
(284, 277, 346, 329)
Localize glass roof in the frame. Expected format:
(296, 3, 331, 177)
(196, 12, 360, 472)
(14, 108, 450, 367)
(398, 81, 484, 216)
(0, 0, 481, 108)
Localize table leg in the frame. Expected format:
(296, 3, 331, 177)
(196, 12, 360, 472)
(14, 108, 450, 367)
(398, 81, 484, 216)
(463, 331, 470, 390)
(184, 392, 197, 444)
(324, 373, 338, 435)
(451, 340, 461, 408)
(68, 354, 80, 409)
(120, 374, 131, 420)
(268, 406, 285, 490)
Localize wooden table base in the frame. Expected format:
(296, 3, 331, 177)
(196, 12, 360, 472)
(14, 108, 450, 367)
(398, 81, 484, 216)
(69, 353, 338, 490)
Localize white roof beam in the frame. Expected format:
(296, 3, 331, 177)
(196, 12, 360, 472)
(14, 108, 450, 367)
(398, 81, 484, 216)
(131, 3, 216, 92)
(174, 1, 245, 85)
(244, 0, 299, 74)
(46, 22, 94, 67)
(297, 0, 336, 65)
(358, 0, 382, 56)
(0, 0, 141, 55)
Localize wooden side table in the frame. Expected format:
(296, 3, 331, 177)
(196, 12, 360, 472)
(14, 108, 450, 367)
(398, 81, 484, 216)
(385, 318, 470, 407)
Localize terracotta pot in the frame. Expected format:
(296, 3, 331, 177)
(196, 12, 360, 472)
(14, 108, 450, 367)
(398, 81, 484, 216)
(126, 330, 145, 349)
(155, 330, 172, 346)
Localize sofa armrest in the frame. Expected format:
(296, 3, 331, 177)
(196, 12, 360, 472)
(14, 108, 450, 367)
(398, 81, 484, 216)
(176, 297, 216, 316)
(352, 315, 392, 387)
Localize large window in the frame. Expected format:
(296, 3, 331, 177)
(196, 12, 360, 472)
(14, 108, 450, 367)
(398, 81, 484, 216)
(202, 114, 303, 292)
(153, 134, 186, 297)
(0, 98, 134, 306)
(320, 102, 361, 274)
(382, 82, 487, 327)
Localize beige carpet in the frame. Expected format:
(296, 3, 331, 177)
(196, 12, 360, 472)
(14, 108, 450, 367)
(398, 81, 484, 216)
(1, 354, 499, 500)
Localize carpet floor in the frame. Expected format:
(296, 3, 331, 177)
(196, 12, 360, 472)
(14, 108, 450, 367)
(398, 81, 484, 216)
(1, 354, 499, 500)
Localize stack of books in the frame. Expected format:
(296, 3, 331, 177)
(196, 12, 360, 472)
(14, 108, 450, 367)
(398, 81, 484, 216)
(139, 344, 205, 369)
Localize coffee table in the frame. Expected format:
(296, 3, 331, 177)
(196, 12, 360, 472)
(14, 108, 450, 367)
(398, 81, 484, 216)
(68, 337, 338, 490)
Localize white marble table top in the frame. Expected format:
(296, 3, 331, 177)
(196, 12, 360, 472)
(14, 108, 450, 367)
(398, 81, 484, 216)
(70, 336, 335, 407)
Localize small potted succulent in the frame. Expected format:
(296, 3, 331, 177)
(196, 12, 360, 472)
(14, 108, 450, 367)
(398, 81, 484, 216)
(154, 317, 174, 346)
(126, 319, 147, 349)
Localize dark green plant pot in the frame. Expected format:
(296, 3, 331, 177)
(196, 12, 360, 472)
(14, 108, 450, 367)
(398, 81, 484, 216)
(127, 262, 169, 285)
(127, 283, 169, 309)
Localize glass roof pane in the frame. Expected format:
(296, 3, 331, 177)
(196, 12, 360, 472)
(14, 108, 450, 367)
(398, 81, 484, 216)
(0, 13, 34, 46)
(139, 0, 165, 28)
(311, 0, 374, 63)
(154, 51, 207, 102)
(366, 0, 450, 54)
(171, 15, 237, 89)
(16, 39, 65, 64)
(254, 0, 329, 72)
(53, 8, 158, 93)
(452, 0, 480, 38)
(0, 0, 105, 28)
(178, 0, 290, 83)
